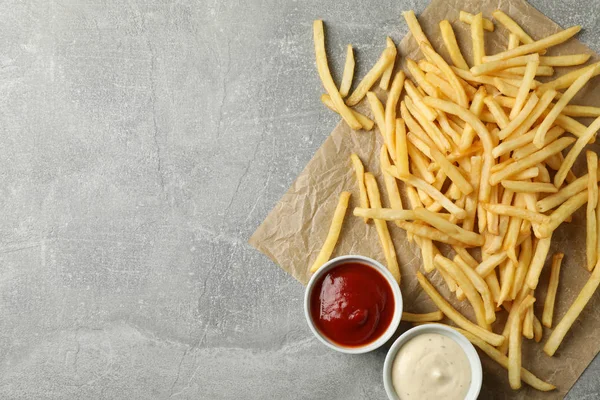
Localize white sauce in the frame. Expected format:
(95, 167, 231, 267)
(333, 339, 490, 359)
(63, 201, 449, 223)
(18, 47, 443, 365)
(391, 333, 471, 400)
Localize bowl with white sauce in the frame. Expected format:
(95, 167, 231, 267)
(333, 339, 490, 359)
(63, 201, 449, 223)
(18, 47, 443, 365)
(383, 324, 482, 400)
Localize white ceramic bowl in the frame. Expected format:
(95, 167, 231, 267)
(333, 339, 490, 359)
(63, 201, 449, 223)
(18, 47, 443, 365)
(304, 255, 402, 354)
(383, 324, 482, 400)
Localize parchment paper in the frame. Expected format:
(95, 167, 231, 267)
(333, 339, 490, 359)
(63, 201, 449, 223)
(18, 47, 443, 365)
(249, 0, 600, 398)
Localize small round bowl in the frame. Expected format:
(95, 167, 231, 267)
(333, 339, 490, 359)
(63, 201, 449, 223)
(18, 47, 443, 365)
(304, 255, 402, 354)
(383, 324, 482, 400)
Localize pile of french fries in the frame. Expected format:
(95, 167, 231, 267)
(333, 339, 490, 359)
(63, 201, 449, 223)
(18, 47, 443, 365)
(311, 9, 600, 392)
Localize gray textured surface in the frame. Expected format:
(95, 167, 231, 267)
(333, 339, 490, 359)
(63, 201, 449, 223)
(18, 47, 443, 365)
(0, 0, 599, 399)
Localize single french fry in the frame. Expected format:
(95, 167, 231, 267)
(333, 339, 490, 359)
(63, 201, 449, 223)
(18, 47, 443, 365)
(339, 44, 355, 97)
(544, 259, 600, 356)
(501, 181, 557, 194)
(364, 174, 401, 283)
(452, 327, 555, 391)
(379, 38, 397, 90)
(484, 204, 549, 224)
(483, 25, 581, 63)
(320, 94, 375, 130)
(463, 156, 482, 232)
(555, 116, 600, 188)
(489, 137, 576, 186)
(309, 191, 351, 273)
(416, 272, 504, 346)
(403, 10, 432, 49)
(420, 238, 435, 273)
(313, 21, 361, 129)
(350, 154, 370, 223)
(380, 145, 403, 213)
(562, 105, 600, 118)
(511, 167, 540, 181)
(510, 58, 540, 120)
(346, 46, 396, 106)
(537, 62, 600, 93)
(534, 68, 595, 148)
(523, 301, 534, 339)
(401, 311, 444, 322)
(420, 43, 468, 108)
(390, 170, 467, 219)
(384, 71, 405, 160)
(353, 207, 417, 221)
(435, 255, 490, 329)
(525, 234, 553, 289)
(459, 11, 494, 31)
(533, 315, 543, 343)
(587, 152, 599, 270)
(512, 236, 533, 299)
(542, 253, 563, 328)
(509, 295, 536, 389)
(395, 118, 409, 177)
(471, 13, 485, 66)
(493, 10, 535, 45)
(471, 54, 538, 76)
(440, 20, 469, 70)
(503, 65, 554, 76)
(475, 251, 508, 277)
(366, 91, 386, 135)
(540, 54, 590, 66)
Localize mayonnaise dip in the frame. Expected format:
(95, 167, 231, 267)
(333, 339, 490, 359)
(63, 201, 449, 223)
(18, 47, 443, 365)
(391, 333, 471, 400)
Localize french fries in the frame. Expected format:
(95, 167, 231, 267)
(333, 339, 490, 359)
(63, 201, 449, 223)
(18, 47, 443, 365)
(542, 253, 563, 328)
(401, 311, 444, 322)
(482, 25, 581, 63)
(339, 45, 355, 97)
(439, 20, 469, 70)
(587, 152, 598, 270)
(313, 21, 361, 129)
(509, 295, 536, 389)
(417, 272, 504, 346)
(350, 154, 370, 223)
(365, 174, 401, 283)
(309, 191, 351, 273)
(544, 260, 600, 356)
(310, 9, 600, 393)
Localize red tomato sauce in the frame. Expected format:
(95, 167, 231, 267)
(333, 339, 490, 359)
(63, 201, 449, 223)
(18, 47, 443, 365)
(310, 262, 395, 347)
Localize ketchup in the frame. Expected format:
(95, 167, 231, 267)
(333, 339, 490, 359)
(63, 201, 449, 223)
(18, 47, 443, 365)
(310, 262, 395, 347)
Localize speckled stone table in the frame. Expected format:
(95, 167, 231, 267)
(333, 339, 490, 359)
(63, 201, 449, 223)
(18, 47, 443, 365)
(1, 0, 599, 399)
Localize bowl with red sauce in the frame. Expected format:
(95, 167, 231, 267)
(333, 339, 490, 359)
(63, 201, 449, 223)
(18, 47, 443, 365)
(304, 255, 402, 353)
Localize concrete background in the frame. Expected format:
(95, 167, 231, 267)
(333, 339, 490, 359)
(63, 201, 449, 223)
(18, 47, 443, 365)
(0, 0, 598, 398)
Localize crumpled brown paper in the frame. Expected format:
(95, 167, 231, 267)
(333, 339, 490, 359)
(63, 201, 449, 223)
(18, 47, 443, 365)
(249, 0, 600, 398)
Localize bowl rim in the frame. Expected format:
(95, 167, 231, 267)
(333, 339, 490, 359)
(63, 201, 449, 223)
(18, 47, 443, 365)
(303, 255, 403, 354)
(382, 323, 482, 400)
